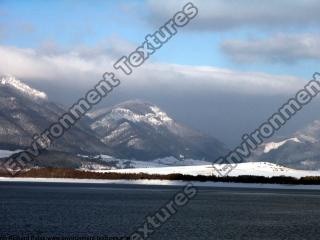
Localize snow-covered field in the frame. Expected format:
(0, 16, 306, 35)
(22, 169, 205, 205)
(102, 162, 320, 178)
(78, 154, 212, 171)
(3, 149, 320, 178)
(2, 160, 320, 189)
(78, 154, 320, 178)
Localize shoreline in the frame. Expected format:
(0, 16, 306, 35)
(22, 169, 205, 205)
(2, 177, 320, 190)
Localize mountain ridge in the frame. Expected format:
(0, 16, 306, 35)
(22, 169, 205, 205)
(0, 75, 112, 155)
(89, 99, 228, 161)
(0, 76, 228, 168)
(250, 120, 320, 170)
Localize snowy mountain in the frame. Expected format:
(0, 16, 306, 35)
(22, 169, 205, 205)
(3, 75, 320, 174)
(251, 120, 320, 170)
(89, 100, 228, 161)
(0, 76, 229, 169)
(0, 75, 112, 156)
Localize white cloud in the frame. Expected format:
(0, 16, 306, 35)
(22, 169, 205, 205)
(146, 0, 320, 31)
(0, 44, 305, 96)
(129, 63, 304, 95)
(221, 34, 320, 64)
(0, 36, 136, 85)
(0, 45, 104, 86)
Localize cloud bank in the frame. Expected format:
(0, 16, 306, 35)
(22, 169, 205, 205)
(0, 44, 305, 96)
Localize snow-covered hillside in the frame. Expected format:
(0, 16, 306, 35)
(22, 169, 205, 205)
(0, 75, 112, 156)
(88, 100, 228, 161)
(102, 162, 320, 178)
(91, 104, 173, 129)
(1, 75, 47, 100)
(253, 120, 320, 170)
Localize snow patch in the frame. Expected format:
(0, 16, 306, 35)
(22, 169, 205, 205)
(91, 105, 173, 130)
(264, 138, 301, 153)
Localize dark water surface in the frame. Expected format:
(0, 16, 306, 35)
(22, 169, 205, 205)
(1, 182, 320, 239)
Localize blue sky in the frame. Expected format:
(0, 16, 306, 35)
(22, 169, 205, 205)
(0, 0, 147, 47)
(1, 0, 318, 79)
(1, 0, 320, 145)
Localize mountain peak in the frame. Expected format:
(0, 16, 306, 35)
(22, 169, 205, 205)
(89, 99, 228, 161)
(116, 99, 172, 123)
(0, 75, 48, 101)
(90, 99, 173, 128)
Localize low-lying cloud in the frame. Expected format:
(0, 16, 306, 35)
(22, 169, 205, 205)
(0, 44, 305, 98)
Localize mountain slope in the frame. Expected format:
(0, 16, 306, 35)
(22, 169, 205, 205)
(0, 76, 228, 168)
(0, 75, 112, 155)
(89, 100, 228, 161)
(250, 120, 320, 170)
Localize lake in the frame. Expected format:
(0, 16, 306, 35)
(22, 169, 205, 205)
(1, 181, 320, 239)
